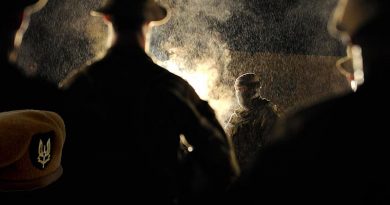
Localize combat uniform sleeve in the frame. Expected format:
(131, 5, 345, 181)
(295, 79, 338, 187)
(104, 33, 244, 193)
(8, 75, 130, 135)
(224, 112, 238, 140)
(261, 103, 280, 145)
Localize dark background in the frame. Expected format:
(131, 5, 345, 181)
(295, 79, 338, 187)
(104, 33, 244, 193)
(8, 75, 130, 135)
(17, 0, 349, 121)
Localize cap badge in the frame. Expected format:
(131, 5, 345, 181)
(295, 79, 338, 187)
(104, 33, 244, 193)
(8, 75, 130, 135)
(37, 139, 51, 169)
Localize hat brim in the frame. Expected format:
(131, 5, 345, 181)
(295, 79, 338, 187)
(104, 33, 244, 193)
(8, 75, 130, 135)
(146, 4, 168, 22)
(94, 4, 168, 23)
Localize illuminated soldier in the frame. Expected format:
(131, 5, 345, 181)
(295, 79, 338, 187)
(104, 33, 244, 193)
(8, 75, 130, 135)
(225, 73, 279, 171)
(59, 0, 239, 203)
(232, 0, 390, 204)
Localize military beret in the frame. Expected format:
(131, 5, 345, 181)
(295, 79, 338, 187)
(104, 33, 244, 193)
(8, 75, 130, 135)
(0, 110, 65, 191)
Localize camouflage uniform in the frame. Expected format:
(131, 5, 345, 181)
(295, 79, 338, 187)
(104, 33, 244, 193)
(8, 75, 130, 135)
(225, 97, 278, 170)
(228, 1, 390, 204)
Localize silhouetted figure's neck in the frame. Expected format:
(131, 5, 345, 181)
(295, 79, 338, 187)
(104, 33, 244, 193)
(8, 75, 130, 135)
(113, 29, 144, 50)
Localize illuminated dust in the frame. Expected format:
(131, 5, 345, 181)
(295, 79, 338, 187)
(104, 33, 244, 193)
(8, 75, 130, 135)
(17, 0, 350, 124)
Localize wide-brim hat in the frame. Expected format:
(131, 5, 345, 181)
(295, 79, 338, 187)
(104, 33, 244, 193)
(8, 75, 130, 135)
(95, 0, 168, 23)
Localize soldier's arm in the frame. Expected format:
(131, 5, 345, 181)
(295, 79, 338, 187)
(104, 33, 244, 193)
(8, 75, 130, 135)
(224, 113, 237, 139)
(261, 104, 280, 145)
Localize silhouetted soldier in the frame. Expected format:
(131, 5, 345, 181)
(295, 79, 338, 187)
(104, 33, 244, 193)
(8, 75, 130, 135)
(59, 0, 239, 203)
(0, 0, 65, 202)
(0, 0, 60, 112)
(234, 0, 390, 204)
(225, 73, 278, 171)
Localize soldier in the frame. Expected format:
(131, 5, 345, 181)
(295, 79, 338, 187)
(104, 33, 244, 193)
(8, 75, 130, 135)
(225, 73, 279, 171)
(0, 0, 60, 112)
(59, 0, 239, 203)
(234, 0, 390, 204)
(0, 0, 65, 201)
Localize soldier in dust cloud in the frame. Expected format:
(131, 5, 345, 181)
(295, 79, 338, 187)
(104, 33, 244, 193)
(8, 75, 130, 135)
(225, 73, 279, 171)
(231, 0, 390, 204)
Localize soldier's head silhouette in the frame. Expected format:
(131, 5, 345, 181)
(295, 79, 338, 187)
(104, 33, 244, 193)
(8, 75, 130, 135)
(95, 0, 168, 22)
(1, 0, 47, 62)
(1, 0, 40, 19)
(92, 0, 169, 50)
